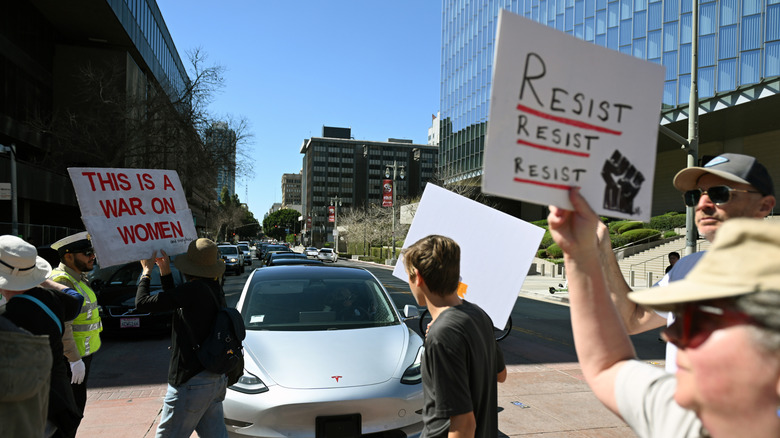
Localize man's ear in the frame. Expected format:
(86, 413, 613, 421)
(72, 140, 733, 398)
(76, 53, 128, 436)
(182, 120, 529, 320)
(757, 195, 776, 218)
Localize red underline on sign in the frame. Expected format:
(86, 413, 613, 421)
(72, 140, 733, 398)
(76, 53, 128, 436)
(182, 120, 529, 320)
(513, 177, 573, 190)
(516, 104, 623, 136)
(516, 139, 591, 157)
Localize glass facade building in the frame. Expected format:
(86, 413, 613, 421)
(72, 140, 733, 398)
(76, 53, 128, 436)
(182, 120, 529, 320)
(439, 0, 780, 184)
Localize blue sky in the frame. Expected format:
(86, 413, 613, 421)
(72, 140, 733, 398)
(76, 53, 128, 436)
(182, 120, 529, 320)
(157, 1, 443, 218)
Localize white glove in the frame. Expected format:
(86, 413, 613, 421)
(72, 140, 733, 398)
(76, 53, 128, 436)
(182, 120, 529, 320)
(70, 359, 86, 385)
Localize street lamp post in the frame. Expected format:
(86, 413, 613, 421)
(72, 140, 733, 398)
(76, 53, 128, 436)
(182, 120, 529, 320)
(385, 161, 405, 261)
(330, 196, 342, 252)
(0, 143, 17, 236)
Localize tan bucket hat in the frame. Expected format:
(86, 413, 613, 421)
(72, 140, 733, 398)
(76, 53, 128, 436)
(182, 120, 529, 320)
(0, 235, 53, 291)
(628, 218, 780, 311)
(174, 238, 225, 279)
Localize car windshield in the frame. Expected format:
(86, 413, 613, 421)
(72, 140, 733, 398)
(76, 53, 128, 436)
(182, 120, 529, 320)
(238, 244, 250, 251)
(242, 274, 399, 331)
(219, 246, 238, 255)
(320, 249, 332, 254)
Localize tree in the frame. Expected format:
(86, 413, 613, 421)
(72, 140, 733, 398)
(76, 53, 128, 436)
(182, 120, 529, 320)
(263, 209, 300, 242)
(26, 48, 254, 206)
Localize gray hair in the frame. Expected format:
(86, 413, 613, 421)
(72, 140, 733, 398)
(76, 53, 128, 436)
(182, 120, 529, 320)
(736, 290, 780, 351)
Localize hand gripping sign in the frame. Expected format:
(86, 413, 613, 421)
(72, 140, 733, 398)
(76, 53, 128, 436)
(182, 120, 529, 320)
(482, 10, 665, 221)
(67, 168, 198, 267)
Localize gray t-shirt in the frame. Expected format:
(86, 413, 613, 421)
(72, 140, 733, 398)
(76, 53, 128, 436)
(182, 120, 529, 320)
(616, 360, 706, 438)
(421, 300, 505, 438)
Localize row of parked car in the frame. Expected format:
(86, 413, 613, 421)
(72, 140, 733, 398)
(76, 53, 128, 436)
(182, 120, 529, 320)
(87, 242, 424, 436)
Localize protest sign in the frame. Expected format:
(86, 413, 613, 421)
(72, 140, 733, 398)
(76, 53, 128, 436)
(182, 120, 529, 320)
(392, 184, 544, 329)
(482, 10, 665, 221)
(67, 168, 197, 267)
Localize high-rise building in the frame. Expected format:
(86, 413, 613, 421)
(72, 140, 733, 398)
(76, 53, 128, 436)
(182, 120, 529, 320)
(281, 172, 302, 211)
(428, 112, 441, 146)
(205, 121, 237, 200)
(1, 0, 198, 240)
(440, 0, 780, 217)
(300, 126, 438, 246)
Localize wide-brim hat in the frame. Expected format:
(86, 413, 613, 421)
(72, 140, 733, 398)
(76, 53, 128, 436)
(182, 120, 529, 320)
(672, 153, 775, 196)
(51, 231, 93, 257)
(174, 238, 225, 278)
(628, 218, 780, 311)
(0, 235, 53, 291)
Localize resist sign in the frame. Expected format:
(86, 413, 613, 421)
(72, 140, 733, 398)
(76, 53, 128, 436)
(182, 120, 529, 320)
(482, 10, 665, 221)
(68, 168, 197, 267)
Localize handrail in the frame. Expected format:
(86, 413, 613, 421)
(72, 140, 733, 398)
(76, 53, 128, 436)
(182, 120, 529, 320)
(612, 231, 663, 251)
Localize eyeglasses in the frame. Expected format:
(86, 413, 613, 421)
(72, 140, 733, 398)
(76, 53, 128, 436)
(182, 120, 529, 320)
(74, 249, 95, 257)
(663, 302, 757, 349)
(683, 185, 761, 207)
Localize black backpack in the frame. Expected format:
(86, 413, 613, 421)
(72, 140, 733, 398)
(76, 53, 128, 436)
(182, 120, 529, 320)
(183, 282, 246, 382)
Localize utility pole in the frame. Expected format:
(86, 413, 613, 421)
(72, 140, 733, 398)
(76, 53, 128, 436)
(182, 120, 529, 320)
(685, 0, 700, 256)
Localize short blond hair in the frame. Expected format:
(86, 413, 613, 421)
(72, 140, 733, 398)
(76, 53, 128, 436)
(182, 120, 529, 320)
(402, 235, 460, 297)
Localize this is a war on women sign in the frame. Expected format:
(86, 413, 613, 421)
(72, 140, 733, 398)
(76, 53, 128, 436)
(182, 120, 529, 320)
(67, 168, 198, 267)
(482, 10, 665, 222)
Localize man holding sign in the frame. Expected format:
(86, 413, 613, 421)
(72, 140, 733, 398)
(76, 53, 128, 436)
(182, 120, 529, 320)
(402, 235, 506, 438)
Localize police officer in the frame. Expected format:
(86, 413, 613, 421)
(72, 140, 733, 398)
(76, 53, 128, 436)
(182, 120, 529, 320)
(49, 232, 103, 415)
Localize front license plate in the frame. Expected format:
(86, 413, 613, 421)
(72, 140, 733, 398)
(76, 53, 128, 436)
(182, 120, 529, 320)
(120, 317, 140, 328)
(315, 414, 361, 438)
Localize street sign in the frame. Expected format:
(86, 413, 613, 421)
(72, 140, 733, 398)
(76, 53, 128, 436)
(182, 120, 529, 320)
(0, 182, 10, 200)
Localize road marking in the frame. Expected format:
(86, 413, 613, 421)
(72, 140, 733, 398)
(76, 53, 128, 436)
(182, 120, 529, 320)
(512, 326, 572, 347)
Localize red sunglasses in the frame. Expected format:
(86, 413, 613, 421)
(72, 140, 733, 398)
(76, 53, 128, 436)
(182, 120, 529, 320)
(663, 302, 758, 350)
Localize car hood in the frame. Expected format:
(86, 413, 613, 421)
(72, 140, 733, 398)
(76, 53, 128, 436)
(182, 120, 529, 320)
(245, 325, 409, 389)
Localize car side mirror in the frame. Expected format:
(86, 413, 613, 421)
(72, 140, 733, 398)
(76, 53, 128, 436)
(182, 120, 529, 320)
(402, 304, 419, 320)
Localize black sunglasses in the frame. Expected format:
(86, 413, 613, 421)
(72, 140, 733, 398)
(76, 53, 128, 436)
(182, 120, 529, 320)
(73, 249, 95, 257)
(683, 185, 761, 207)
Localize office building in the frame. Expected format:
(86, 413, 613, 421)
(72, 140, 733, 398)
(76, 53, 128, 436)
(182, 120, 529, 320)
(0, 0, 214, 240)
(300, 126, 438, 246)
(205, 121, 237, 199)
(281, 172, 302, 208)
(440, 0, 780, 217)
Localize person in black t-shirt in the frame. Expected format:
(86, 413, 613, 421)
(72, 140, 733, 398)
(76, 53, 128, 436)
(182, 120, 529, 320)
(402, 235, 506, 438)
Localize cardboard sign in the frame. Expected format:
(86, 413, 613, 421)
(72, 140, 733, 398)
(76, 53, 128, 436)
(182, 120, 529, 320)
(392, 184, 544, 329)
(483, 10, 665, 221)
(67, 168, 197, 267)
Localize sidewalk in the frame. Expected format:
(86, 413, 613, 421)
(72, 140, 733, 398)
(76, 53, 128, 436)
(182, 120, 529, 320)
(76, 269, 637, 438)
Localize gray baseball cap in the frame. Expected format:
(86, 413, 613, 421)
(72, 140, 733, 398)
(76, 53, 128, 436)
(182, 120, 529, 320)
(673, 153, 775, 196)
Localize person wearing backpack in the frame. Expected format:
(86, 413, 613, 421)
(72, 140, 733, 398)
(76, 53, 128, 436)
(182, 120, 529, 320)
(135, 238, 230, 438)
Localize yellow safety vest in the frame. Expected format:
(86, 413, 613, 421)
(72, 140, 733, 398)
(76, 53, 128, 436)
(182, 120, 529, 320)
(49, 269, 102, 356)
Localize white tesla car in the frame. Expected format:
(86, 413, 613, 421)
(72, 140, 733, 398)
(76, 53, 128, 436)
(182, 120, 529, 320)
(225, 265, 424, 437)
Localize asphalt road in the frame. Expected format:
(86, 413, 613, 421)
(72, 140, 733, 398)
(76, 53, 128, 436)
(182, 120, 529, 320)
(88, 258, 664, 392)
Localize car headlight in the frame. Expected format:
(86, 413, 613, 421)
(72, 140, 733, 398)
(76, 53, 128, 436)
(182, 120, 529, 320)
(229, 258, 238, 263)
(228, 371, 269, 394)
(401, 346, 423, 385)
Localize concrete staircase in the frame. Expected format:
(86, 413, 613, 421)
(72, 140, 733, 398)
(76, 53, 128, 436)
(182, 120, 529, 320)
(617, 236, 711, 288)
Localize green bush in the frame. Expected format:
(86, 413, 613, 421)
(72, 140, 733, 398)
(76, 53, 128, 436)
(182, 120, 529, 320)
(620, 229, 661, 245)
(536, 249, 547, 258)
(539, 230, 554, 249)
(545, 243, 563, 258)
(608, 220, 631, 233)
(530, 219, 548, 227)
(663, 230, 678, 238)
(617, 221, 644, 234)
(649, 213, 687, 231)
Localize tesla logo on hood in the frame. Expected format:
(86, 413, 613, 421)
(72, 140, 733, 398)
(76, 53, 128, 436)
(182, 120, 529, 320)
(331, 376, 342, 382)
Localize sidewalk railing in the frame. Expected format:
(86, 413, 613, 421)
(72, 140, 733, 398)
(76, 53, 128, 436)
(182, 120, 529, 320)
(0, 222, 83, 246)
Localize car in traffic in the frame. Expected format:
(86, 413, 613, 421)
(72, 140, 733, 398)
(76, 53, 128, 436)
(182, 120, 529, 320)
(91, 261, 185, 335)
(218, 244, 245, 275)
(261, 245, 294, 266)
(237, 242, 253, 266)
(263, 252, 309, 267)
(224, 265, 423, 437)
(304, 246, 319, 258)
(317, 247, 338, 263)
(265, 258, 324, 267)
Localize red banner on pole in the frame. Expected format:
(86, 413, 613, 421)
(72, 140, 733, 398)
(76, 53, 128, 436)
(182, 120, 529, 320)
(327, 206, 335, 222)
(382, 179, 393, 207)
